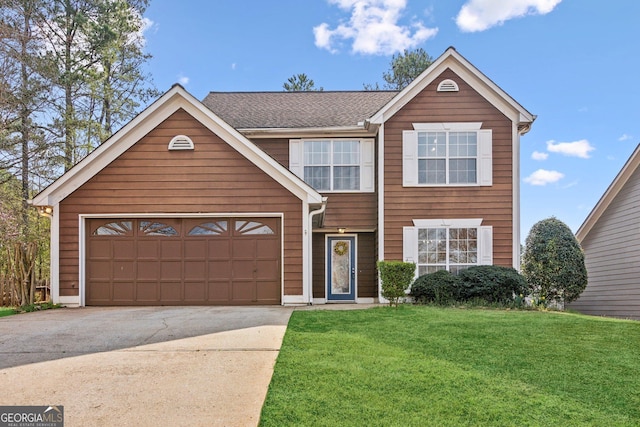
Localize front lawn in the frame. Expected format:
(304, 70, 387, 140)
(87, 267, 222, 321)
(260, 306, 640, 426)
(0, 307, 17, 317)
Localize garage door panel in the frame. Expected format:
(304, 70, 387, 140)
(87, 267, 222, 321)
(185, 240, 206, 259)
(137, 240, 158, 259)
(209, 260, 231, 279)
(161, 282, 183, 301)
(184, 282, 205, 301)
(86, 217, 281, 306)
(233, 240, 256, 257)
(161, 240, 182, 259)
(112, 282, 135, 301)
(209, 281, 230, 302)
(87, 281, 111, 302)
(113, 240, 135, 259)
(209, 239, 231, 258)
(89, 260, 111, 280)
(113, 261, 134, 280)
(89, 240, 111, 259)
(137, 261, 158, 280)
(185, 261, 206, 279)
(136, 282, 158, 302)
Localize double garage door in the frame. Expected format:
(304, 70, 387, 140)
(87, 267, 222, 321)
(86, 217, 281, 305)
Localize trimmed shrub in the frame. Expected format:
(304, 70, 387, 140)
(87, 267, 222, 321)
(522, 217, 588, 303)
(410, 269, 461, 304)
(457, 265, 528, 304)
(377, 260, 416, 307)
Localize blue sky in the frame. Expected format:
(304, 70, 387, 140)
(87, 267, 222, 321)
(142, 0, 640, 238)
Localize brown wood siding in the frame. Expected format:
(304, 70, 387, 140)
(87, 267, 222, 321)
(253, 137, 378, 230)
(312, 232, 377, 299)
(568, 166, 640, 319)
(383, 68, 514, 267)
(58, 109, 304, 299)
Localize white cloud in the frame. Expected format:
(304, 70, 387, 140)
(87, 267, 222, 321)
(546, 139, 595, 159)
(456, 0, 562, 32)
(178, 75, 189, 85)
(231, 63, 237, 70)
(314, 0, 438, 55)
(524, 169, 564, 186)
(618, 133, 632, 141)
(531, 151, 548, 160)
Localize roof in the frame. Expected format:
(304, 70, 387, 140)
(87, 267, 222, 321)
(202, 91, 397, 129)
(576, 143, 640, 242)
(31, 84, 323, 207)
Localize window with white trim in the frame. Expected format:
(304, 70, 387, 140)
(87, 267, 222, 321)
(289, 138, 374, 192)
(403, 219, 493, 277)
(403, 123, 492, 187)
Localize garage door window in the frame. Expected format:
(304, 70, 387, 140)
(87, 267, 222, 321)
(188, 221, 228, 236)
(93, 221, 133, 236)
(139, 221, 178, 236)
(235, 220, 275, 235)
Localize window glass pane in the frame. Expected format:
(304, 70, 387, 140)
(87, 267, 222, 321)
(139, 221, 178, 236)
(450, 132, 477, 157)
(94, 221, 132, 236)
(449, 159, 477, 184)
(304, 166, 330, 190)
(188, 221, 228, 235)
(235, 220, 275, 235)
(333, 140, 359, 165)
(304, 140, 330, 165)
(420, 159, 446, 184)
(417, 226, 479, 274)
(333, 166, 360, 190)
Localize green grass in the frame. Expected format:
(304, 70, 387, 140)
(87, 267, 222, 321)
(260, 306, 640, 426)
(0, 306, 17, 317)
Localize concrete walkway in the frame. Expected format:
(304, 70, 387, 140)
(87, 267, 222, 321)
(0, 306, 293, 427)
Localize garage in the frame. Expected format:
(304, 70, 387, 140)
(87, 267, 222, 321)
(86, 217, 281, 305)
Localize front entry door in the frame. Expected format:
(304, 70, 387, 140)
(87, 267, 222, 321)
(327, 236, 356, 301)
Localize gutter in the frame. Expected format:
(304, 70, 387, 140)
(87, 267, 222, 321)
(307, 197, 328, 304)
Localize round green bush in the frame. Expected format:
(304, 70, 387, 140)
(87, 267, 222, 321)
(457, 265, 528, 303)
(410, 270, 461, 304)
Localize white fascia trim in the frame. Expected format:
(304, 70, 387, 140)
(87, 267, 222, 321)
(413, 122, 482, 131)
(32, 85, 323, 207)
(50, 203, 60, 305)
(512, 122, 521, 270)
(412, 218, 483, 227)
(370, 48, 534, 126)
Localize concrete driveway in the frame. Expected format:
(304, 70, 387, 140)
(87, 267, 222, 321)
(0, 306, 293, 426)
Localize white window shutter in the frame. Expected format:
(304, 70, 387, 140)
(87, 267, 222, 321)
(361, 139, 375, 192)
(478, 129, 492, 186)
(478, 225, 493, 265)
(289, 139, 303, 179)
(403, 131, 418, 186)
(403, 226, 418, 264)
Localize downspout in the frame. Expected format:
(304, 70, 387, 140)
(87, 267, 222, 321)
(307, 197, 328, 304)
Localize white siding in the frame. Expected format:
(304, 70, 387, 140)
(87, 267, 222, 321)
(569, 166, 640, 319)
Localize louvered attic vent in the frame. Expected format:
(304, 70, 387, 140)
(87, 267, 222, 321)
(168, 135, 194, 150)
(437, 79, 459, 92)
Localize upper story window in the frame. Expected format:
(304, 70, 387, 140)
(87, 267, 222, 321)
(403, 123, 492, 187)
(289, 138, 374, 193)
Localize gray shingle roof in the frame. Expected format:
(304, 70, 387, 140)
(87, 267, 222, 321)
(202, 91, 398, 129)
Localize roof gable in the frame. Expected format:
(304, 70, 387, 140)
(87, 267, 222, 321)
(577, 143, 640, 241)
(370, 47, 535, 130)
(32, 85, 323, 207)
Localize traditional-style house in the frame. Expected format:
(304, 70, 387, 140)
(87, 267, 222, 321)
(569, 143, 640, 319)
(31, 47, 534, 306)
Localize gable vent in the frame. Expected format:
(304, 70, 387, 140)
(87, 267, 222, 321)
(437, 79, 459, 92)
(168, 135, 194, 150)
